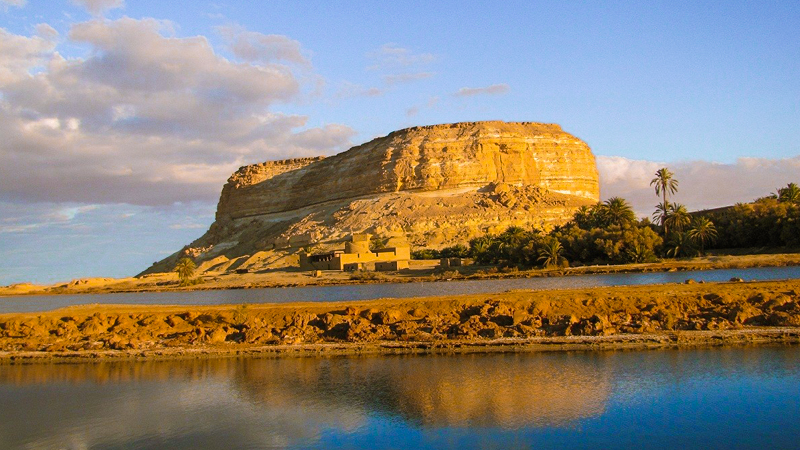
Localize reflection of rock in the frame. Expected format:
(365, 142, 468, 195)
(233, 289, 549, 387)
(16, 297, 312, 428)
(2, 355, 607, 433)
(379, 355, 611, 427)
(232, 353, 611, 428)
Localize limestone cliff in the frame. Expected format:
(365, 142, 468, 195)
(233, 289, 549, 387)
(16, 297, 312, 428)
(216, 121, 597, 221)
(143, 121, 599, 275)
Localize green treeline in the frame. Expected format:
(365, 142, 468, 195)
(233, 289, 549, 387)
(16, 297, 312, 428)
(412, 177, 800, 268)
(705, 184, 800, 249)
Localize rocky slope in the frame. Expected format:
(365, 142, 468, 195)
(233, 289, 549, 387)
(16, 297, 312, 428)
(144, 121, 599, 275)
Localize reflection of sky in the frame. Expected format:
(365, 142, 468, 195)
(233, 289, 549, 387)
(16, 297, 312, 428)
(0, 378, 366, 449)
(1, 348, 800, 449)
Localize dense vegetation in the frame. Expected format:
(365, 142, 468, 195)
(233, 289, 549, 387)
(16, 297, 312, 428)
(704, 183, 800, 249)
(412, 174, 799, 269)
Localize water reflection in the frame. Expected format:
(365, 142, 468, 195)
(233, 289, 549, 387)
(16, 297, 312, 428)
(233, 354, 612, 428)
(2, 347, 800, 449)
(0, 353, 612, 448)
(0, 358, 365, 449)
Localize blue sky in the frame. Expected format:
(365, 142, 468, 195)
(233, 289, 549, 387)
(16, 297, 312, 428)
(1, 0, 798, 284)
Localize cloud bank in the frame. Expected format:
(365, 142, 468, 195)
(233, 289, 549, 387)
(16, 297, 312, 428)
(0, 18, 355, 206)
(597, 155, 800, 216)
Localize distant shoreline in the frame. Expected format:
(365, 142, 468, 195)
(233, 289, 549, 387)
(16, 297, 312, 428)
(2, 279, 799, 363)
(3, 252, 800, 298)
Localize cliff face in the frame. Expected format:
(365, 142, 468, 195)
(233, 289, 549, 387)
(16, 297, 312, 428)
(216, 121, 598, 221)
(145, 121, 600, 274)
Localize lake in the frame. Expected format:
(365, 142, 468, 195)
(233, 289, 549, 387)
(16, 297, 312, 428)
(2, 265, 800, 314)
(1, 346, 799, 449)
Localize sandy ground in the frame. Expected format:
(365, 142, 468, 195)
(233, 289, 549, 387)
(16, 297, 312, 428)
(3, 252, 800, 297)
(1, 279, 799, 362)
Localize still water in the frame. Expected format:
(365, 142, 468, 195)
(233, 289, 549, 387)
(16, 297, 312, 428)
(1, 347, 799, 449)
(2, 265, 800, 314)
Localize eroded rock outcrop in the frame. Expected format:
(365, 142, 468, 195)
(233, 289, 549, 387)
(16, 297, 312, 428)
(3, 281, 800, 355)
(216, 121, 597, 221)
(144, 121, 599, 274)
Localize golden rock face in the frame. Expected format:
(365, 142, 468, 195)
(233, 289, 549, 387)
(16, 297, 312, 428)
(216, 121, 599, 221)
(146, 121, 600, 273)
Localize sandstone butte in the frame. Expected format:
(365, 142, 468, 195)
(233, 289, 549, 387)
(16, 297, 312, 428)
(143, 121, 600, 275)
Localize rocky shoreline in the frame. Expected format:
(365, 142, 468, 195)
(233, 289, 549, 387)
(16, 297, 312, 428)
(2, 279, 799, 362)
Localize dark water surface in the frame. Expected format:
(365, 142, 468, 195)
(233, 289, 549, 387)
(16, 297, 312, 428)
(2, 265, 800, 314)
(1, 346, 800, 449)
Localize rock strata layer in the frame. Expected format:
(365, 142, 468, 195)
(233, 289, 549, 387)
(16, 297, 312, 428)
(145, 121, 599, 274)
(216, 121, 598, 220)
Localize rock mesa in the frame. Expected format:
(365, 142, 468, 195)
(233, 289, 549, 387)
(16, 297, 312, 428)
(144, 121, 599, 274)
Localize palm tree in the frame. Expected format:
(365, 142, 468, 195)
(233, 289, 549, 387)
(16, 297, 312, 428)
(778, 182, 800, 204)
(651, 168, 679, 235)
(501, 226, 528, 242)
(687, 216, 717, 255)
(625, 242, 654, 263)
(664, 203, 691, 234)
(666, 232, 696, 258)
(602, 197, 636, 227)
(537, 238, 565, 268)
(498, 226, 530, 261)
(651, 168, 679, 203)
(573, 203, 607, 229)
(652, 201, 670, 229)
(469, 236, 494, 264)
(175, 257, 196, 285)
(572, 205, 593, 229)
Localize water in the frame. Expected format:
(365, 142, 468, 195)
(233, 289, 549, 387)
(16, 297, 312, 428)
(2, 265, 800, 314)
(1, 346, 799, 449)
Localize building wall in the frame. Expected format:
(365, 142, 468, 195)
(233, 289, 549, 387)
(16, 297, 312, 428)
(375, 260, 409, 271)
(300, 242, 411, 271)
(299, 253, 344, 271)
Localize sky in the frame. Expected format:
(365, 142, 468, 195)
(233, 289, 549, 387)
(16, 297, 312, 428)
(0, 0, 798, 284)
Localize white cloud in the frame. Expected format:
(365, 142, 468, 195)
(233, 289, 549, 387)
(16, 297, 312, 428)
(597, 155, 800, 216)
(35, 23, 59, 40)
(383, 72, 434, 85)
(334, 81, 383, 99)
(0, 18, 355, 206)
(367, 43, 435, 70)
(366, 44, 436, 88)
(454, 83, 510, 97)
(0, 202, 97, 233)
(215, 24, 310, 67)
(72, 0, 124, 16)
(404, 96, 439, 118)
(169, 222, 206, 230)
(0, 27, 57, 85)
(0, 0, 26, 9)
